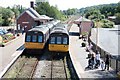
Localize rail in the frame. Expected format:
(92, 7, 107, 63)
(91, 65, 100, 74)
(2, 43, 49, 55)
(3, 54, 39, 78)
(50, 53, 68, 79)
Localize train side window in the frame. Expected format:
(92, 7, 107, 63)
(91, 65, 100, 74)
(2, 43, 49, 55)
(26, 35, 31, 42)
(51, 37, 55, 44)
(38, 36, 42, 42)
(57, 37, 61, 44)
(63, 37, 67, 44)
(32, 35, 37, 42)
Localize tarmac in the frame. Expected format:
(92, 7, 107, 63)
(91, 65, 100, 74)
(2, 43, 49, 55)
(69, 24, 118, 79)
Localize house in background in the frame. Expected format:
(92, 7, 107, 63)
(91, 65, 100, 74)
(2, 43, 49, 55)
(16, 8, 53, 32)
(74, 16, 94, 38)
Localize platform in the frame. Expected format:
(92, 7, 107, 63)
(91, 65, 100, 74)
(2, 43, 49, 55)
(69, 24, 118, 79)
(0, 34, 25, 78)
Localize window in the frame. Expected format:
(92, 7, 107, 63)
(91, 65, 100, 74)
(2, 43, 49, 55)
(63, 37, 67, 44)
(26, 35, 31, 42)
(38, 36, 42, 42)
(32, 35, 37, 42)
(57, 37, 61, 44)
(50, 37, 55, 44)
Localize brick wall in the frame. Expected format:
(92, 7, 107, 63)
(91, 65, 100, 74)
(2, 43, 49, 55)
(17, 12, 35, 32)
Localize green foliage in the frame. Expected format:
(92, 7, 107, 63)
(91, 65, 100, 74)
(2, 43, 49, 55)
(0, 6, 25, 26)
(11, 7, 20, 19)
(0, 8, 3, 26)
(62, 8, 78, 15)
(82, 31, 88, 36)
(35, 2, 50, 15)
(66, 8, 77, 15)
(101, 19, 114, 28)
(2, 8, 14, 26)
(115, 13, 120, 24)
(0, 15, 2, 26)
(117, 3, 120, 13)
(85, 9, 101, 20)
(80, 3, 118, 18)
(99, 4, 117, 17)
(80, 3, 118, 28)
(84, 8, 106, 24)
(35, 2, 65, 20)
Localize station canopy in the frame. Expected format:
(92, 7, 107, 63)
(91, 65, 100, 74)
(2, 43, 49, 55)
(74, 16, 91, 24)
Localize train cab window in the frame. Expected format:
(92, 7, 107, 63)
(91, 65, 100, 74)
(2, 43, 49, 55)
(63, 37, 67, 44)
(38, 36, 42, 42)
(57, 37, 61, 44)
(26, 35, 31, 42)
(32, 35, 37, 42)
(50, 37, 55, 44)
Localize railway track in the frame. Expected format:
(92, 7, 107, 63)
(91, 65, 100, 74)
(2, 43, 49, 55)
(65, 15, 80, 31)
(3, 51, 70, 79)
(33, 53, 69, 79)
(3, 54, 39, 78)
(51, 54, 68, 79)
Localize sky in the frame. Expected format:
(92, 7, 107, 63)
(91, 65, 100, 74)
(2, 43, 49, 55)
(0, 0, 120, 10)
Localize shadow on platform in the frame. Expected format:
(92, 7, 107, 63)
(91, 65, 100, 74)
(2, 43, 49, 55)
(69, 32, 79, 36)
(16, 44, 24, 51)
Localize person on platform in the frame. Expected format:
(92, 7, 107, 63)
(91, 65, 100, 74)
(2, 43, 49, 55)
(88, 53, 96, 69)
(104, 54, 110, 70)
(95, 51, 100, 68)
(101, 61, 105, 71)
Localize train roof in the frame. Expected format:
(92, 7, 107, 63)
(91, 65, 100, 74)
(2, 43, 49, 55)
(50, 28, 69, 35)
(28, 26, 49, 34)
(36, 23, 54, 29)
(51, 20, 60, 25)
(44, 22, 54, 28)
(43, 20, 60, 26)
(35, 24, 47, 28)
(55, 23, 68, 28)
(51, 23, 69, 35)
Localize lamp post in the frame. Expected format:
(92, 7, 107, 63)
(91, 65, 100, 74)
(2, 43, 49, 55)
(96, 19, 99, 51)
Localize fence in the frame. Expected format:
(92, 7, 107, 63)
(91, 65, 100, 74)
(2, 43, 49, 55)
(90, 39, 120, 73)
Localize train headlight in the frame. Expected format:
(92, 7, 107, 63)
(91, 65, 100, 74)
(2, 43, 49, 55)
(64, 46, 66, 47)
(52, 45, 54, 47)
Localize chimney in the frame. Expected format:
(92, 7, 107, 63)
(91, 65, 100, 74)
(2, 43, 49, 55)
(30, 1, 34, 9)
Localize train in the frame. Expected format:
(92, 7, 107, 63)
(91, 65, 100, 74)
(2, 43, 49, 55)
(25, 26, 49, 49)
(24, 20, 60, 51)
(48, 23, 69, 53)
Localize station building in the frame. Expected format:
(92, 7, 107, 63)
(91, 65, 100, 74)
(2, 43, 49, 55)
(16, 8, 53, 32)
(74, 16, 94, 38)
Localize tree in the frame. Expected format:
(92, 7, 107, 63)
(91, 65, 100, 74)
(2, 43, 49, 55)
(85, 9, 101, 20)
(80, 3, 118, 18)
(35, 2, 50, 15)
(101, 19, 114, 28)
(11, 7, 20, 19)
(0, 7, 3, 26)
(115, 13, 120, 24)
(117, 2, 120, 13)
(2, 8, 14, 26)
(35, 2, 65, 20)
